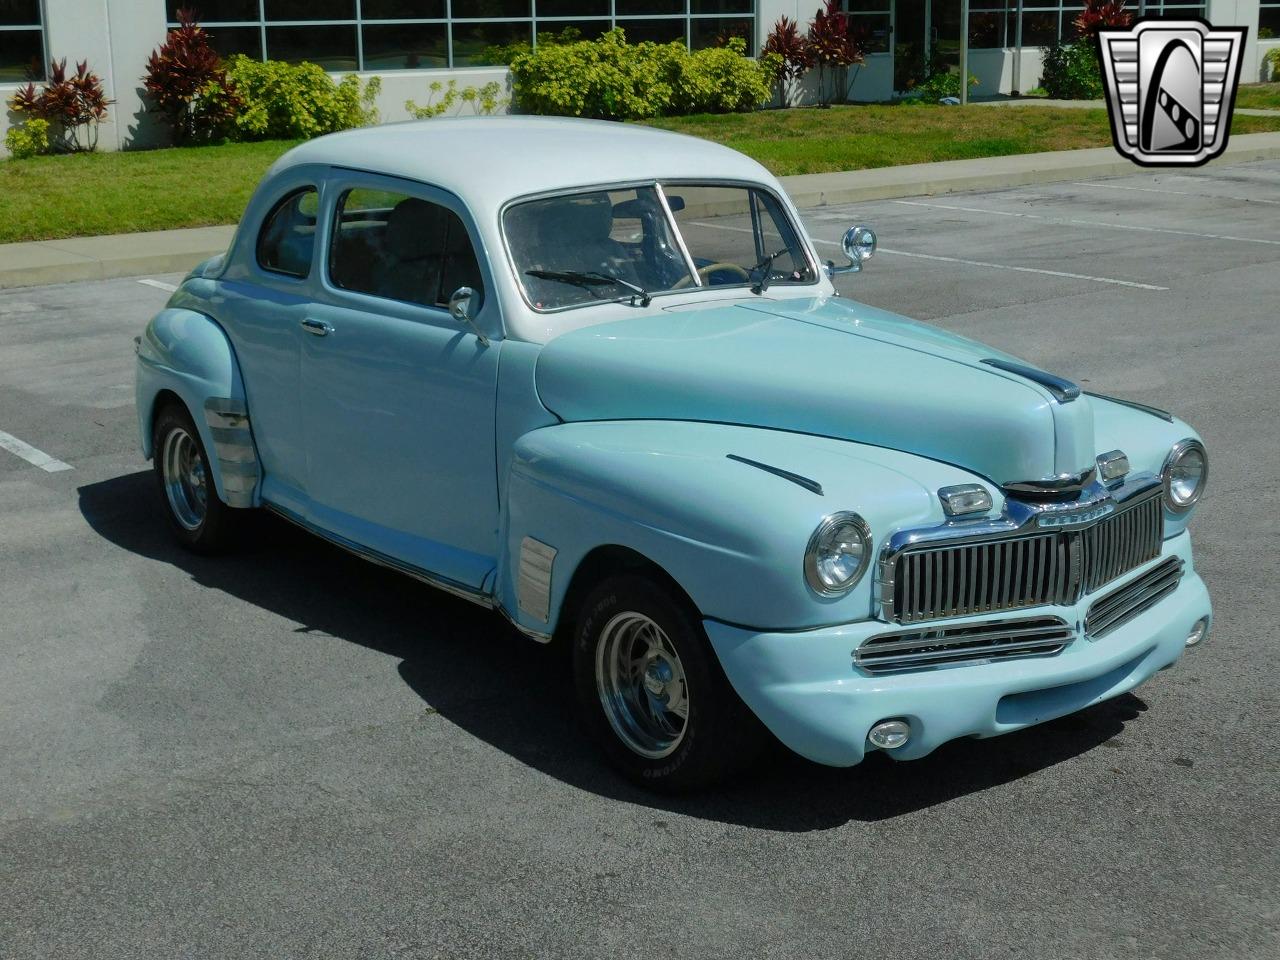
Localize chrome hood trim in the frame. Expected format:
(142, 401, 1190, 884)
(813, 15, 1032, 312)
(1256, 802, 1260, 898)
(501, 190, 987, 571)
(535, 297, 1096, 487)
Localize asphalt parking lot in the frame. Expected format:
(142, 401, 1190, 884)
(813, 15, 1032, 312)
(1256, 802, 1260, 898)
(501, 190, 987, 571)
(3, 160, 1279, 959)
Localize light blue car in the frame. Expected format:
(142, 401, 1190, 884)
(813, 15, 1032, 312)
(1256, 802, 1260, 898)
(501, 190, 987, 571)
(136, 117, 1211, 790)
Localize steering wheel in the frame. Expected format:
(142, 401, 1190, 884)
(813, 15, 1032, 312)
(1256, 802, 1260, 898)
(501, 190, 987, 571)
(673, 262, 753, 289)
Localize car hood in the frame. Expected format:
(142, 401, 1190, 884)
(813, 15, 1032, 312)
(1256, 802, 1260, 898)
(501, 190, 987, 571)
(534, 296, 1095, 488)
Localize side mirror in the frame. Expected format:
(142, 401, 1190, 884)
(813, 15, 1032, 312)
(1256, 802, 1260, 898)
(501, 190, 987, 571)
(826, 224, 877, 278)
(447, 286, 488, 346)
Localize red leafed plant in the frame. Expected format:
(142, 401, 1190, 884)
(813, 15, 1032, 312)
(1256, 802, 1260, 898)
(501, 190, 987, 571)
(143, 8, 243, 144)
(805, 0, 865, 106)
(762, 16, 813, 105)
(1073, 0, 1133, 37)
(8, 58, 113, 152)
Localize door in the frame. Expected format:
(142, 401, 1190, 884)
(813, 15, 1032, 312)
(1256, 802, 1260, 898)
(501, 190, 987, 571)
(216, 183, 321, 510)
(299, 175, 501, 591)
(893, 0, 963, 94)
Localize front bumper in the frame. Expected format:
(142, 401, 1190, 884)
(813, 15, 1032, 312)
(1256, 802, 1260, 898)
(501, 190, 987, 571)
(705, 531, 1210, 767)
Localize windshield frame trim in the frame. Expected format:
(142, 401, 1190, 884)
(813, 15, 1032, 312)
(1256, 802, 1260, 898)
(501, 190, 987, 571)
(498, 178, 821, 316)
(655, 182, 702, 288)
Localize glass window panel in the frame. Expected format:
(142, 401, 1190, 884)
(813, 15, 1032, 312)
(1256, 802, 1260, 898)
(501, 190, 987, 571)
(691, 0, 751, 14)
(362, 0, 447, 17)
(362, 22, 447, 68)
(846, 0, 890, 12)
(205, 25, 264, 59)
(451, 0, 531, 17)
(331, 189, 481, 308)
(451, 21, 531, 66)
(848, 13, 890, 53)
(616, 18, 685, 45)
(1261, 8, 1280, 40)
(0, 0, 41, 26)
(0, 29, 42, 82)
(969, 12, 1003, 48)
(264, 0, 356, 21)
(266, 24, 358, 68)
(166, 1, 259, 21)
(690, 16, 753, 53)
(536, 21, 613, 43)
(1060, 9, 1085, 42)
(258, 188, 319, 278)
(536, 0, 610, 15)
(616, 0, 684, 16)
(1020, 11, 1057, 46)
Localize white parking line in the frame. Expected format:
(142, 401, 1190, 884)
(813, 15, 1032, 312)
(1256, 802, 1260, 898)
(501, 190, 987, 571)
(891, 199, 1280, 247)
(1070, 181, 1280, 206)
(137, 278, 178, 292)
(691, 219, 1168, 291)
(0, 430, 73, 472)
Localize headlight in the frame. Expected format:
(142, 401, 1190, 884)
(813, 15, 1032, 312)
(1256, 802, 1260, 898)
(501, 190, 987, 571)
(1162, 439, 1207, 513)
(804, 512, 872, 597)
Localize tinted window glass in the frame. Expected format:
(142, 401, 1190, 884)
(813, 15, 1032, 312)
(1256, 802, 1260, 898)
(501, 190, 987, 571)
(257, 188, 319, 278)
(330, 188, 482, 309)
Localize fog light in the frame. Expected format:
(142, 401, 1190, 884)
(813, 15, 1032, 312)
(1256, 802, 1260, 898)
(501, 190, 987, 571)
(867, 719, 911, 750)
(1185, 617, 1209, 648)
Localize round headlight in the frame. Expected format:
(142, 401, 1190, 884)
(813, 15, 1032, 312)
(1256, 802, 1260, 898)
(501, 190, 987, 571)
(805, 512, 872, 597)
(1162, 438, 1207, 513)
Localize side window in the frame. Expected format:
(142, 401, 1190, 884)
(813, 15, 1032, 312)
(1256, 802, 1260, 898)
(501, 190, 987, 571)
(257, 187, 319, 278)
(329, 187, 483, 310)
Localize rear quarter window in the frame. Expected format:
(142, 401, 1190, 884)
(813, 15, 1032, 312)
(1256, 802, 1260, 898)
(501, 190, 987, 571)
(257, 188, 320, 278)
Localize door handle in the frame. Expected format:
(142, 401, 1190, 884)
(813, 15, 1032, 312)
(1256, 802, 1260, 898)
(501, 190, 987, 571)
(301, 318, 333, 337)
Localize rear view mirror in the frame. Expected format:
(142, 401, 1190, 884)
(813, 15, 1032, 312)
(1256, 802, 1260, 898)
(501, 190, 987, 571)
(447, 286, 488, 346)
(826, 224, 877, 279)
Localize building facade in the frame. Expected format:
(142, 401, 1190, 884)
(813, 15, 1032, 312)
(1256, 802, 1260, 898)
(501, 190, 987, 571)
(2, 0, 1277, 152)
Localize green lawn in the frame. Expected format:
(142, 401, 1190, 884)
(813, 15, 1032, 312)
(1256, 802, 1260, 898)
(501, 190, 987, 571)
(1236, 83, 1280, 111)
(647, 104, 1280, 176)
(3, 104, 1280, 244)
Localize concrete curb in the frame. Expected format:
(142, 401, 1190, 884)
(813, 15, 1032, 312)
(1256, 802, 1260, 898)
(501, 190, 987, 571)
(2, 131, 1279, 291)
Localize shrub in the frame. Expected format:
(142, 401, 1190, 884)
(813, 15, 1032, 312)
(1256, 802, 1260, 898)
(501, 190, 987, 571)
(8, 58, 113, 152)
(805, 0, 864, 106)
(4, 118, 50, 159)
(219, 55, 380, 140)
(1265, 47, 1280, 79)
(406, 80, 508, 118)
(509, 28, 772, 120)
(1040, 40, 1105, 100)
(143, 9, 242, 144)
(762, 16, 812, 105)
(1072, 0, 1133, 37)
(911, 52, 979, 102)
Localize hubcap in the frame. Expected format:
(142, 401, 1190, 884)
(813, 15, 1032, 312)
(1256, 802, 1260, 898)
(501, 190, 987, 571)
(162, 427, 208, 531)
(595, 611, 689, 759)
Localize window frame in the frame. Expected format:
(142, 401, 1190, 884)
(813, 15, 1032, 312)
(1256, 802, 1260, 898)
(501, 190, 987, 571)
(499, 177, 822, 316)
(0, 0, 48, 84)
(319, 170, 491, 328)
(255, 185, 322, 280)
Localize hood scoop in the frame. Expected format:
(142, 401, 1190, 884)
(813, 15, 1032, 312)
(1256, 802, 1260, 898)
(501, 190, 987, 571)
(980, 358, 1081, 403)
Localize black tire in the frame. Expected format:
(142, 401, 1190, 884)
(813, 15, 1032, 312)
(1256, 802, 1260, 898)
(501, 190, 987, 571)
(572, 573, 767, 792)
(152, 403, 238, 554)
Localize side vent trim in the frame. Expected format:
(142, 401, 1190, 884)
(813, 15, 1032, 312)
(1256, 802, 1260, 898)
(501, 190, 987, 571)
(517, 537, 558, 624)
(203, 397, 259, 507)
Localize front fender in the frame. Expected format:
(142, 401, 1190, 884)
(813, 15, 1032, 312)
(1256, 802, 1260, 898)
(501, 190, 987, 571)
(496, 420, 990, 636)
(135, 307, 260, 507)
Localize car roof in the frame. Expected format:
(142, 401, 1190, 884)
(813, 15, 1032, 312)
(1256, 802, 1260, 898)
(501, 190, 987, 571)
(268, 116, 779, 213)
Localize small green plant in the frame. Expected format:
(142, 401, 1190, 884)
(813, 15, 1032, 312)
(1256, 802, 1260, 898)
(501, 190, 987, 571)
(4, 118, 51, 159)
(1040, 40, 1105, 100)
(8, 58, 113, 152)
(405, 80, 507, 119)
(1265, 47, 1279, 78)
(914, 66, 979, 101)
(218, 56, 380, 141)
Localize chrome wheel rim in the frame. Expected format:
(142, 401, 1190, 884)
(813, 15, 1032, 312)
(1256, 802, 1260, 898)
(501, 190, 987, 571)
(162, 427, 208, 531)
(595, 611, 689, 759)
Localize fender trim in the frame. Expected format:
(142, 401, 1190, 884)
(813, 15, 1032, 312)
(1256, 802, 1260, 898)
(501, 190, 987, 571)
(203, 398, 259, 507)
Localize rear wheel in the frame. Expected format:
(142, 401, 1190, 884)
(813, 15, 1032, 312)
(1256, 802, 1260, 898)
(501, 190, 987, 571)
(572, 574, 767, 791)
(152, 404, 237, 553)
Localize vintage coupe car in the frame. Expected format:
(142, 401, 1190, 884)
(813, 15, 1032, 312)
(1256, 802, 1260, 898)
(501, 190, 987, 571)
(136, 117, 1211, 790)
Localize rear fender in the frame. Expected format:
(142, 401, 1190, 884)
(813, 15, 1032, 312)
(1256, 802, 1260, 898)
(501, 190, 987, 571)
(135, 307, 260, 507)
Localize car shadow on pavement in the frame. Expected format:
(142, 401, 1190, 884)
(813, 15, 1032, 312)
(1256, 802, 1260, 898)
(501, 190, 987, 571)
(80, 470, 1150, 832)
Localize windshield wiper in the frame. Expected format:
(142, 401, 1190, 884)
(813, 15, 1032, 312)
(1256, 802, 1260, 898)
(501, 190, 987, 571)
(748, 247, 792, 295)
(526, 269, 651, 307)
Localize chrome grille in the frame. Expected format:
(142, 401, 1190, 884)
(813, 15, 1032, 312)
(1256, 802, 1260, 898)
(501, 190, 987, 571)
(887, 490, 1164, 624)
(1086, 556, 1184, 638)
(1082, 492, 1164, 592)
(856, 616, 1074, 673)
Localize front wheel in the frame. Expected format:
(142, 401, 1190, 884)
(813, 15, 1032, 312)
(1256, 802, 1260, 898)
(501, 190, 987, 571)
(152, 404, 238, 553)
(572, 574, 767, 791)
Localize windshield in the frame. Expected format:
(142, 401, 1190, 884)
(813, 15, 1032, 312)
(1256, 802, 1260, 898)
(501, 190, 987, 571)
(504, 183, 816, 312)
